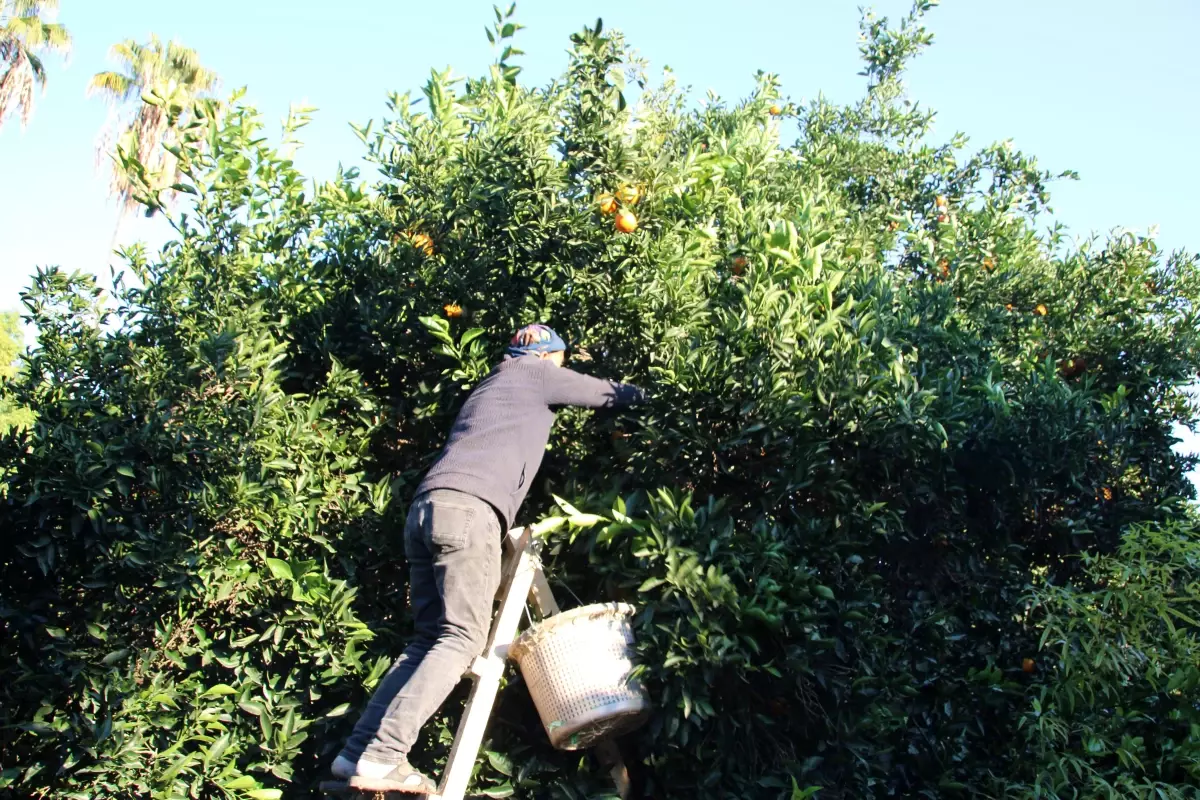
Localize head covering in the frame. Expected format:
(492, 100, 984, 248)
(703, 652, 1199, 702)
(506, 324, 567, 359)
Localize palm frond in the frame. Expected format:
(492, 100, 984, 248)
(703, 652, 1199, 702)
(88, 70, 134, 101)
(3, 14, 45, 44)
(9, 0, 61, 17)
(106, 39, 140, 70)
(40, 21, 69, 53)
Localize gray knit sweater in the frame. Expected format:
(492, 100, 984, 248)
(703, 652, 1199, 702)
(415, 355, 646, 529)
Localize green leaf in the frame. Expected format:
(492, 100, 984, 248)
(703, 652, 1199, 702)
(264, 558, 293, 581)
(531, 517, 566, 537)
(638, 577, 665, 592)
(116, 465, 135, 477)
(481, 783, 514, 798)
(552, 495, 585, 516)
(485, 750, 514, 776)
(814, 585, 835, 600)
(202, 684, 238, 697)
(568, 512, 606, 528)
(239, 701, 266, 717)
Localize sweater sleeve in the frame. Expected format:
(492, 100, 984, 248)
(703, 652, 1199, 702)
(542, 363, 647, 408)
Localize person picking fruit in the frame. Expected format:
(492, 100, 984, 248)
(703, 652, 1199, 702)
(331, 323, 647, 793)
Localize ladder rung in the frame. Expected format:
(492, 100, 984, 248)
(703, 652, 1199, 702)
(466, 654, 505, 681)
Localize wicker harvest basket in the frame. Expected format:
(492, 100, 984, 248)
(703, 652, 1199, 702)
(508, 602, 650, 750)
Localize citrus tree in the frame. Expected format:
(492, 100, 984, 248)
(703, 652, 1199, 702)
(2, 3, 1198, 798)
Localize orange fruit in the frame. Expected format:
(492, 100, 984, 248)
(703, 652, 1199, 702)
(1034, 303, 1048, 316)
(938, 259, 950, 278)
(617, 185, 641, 206)
(887, 221, 899, 232)
(768, 103, 782, 116)
(443, 303, 463, 318)
(1022, 658, 1035, 673)
(1005, 303, 1014, 312)
(732, 256, 747, 275)
(615, 209, 638, 233)
(983, 257, 995, 270)
(409, 232, 434, 256)
(1101, 487, 1113, 501)
(936, 213, 948, 224)
(935, 195, 948, 209)
(598, 193, 617, 215)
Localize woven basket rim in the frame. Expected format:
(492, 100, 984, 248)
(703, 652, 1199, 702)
(547, 699, 652, 750)
(508, 601, 635, 662)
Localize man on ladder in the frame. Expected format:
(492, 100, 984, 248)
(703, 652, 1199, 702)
(331, 324, 647, 793)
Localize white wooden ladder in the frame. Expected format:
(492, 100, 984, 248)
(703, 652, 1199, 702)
(431, 525, 631, 799)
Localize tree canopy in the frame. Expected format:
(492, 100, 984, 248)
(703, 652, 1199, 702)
(2, 4, 1198, 798)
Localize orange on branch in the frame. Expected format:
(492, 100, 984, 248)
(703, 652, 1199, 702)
(409, 232, 435, 256)
(615, 209, 638, 233)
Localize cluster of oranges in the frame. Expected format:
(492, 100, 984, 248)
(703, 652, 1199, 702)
(597, 185, 641, 233)
(391, 230, 435, 256)
(1003, 303, 1049, 315)
(935, 194, 949, 224)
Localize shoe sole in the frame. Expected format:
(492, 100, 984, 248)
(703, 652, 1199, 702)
(345, 776, 436, 795)
(319, 780, 434, 796)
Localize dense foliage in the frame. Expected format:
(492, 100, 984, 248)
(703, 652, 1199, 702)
(3, 4, 1199, 798)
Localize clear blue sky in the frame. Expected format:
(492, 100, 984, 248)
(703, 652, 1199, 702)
(1, 0, 1197, 477)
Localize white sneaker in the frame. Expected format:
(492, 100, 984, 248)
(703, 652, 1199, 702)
(347, 762, 437, 794)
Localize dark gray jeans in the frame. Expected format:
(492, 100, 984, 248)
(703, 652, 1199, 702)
(340, 489, 501, 765)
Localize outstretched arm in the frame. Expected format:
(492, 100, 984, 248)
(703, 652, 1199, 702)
(542, 363, 647, 409)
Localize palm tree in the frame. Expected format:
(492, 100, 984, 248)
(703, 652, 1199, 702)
(89, 36, 218, 214)
(0, 0, 71, 131)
